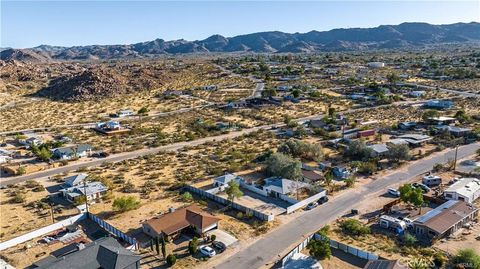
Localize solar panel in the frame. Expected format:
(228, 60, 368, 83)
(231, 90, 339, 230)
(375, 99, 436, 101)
(415, 200, 457, 223)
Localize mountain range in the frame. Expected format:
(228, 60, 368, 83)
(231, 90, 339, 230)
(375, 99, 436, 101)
(2, 22, 480, 61)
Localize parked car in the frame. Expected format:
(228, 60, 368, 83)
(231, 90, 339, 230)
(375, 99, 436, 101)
(388, 188, 400, 197)
(412, 183, 430, 193)
(199, 246, 216, 257)
(41, 236, 55, 244)
(318, 196, 329, 204)
(211, 241, 226, 253)
(306, 202, 318, 210)
(91, 151, 109, 158)
(397, 217, 414, 228)
(351, 209, 359, 215)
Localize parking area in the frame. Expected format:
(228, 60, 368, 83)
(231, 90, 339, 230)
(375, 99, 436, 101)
(217, 188, 288, 216)
(206, 229, 238, 247)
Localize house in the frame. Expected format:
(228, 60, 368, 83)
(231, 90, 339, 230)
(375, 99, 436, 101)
(368, 143, 389, 158)
(213, 173, 239, 187)
(59, 181, 108, 203)
(276, 85, 292, 92)
(333, 166, 350, 179)
(262, 177, 308, 198)
(426, 116, 456, 126)
(20, 136, 43, 147)
(444, 178, 480, 203)
(142, 205, 220, 239)
(115, 109, 134, 118)
(395, 134, 432, 146)
(301, 169, 323, 182)
(0, 155, 12, 164)
(434, 125, 472, 137)
(357, 129, 376, 138)
(62, 173, 88, 188)
(424, 100, 454, 110)
(202, 85, 217, 91)
(408, 91, 425, 98)
(96, 121, 122, 131)
(413, 200, 478, 240)
(387, 139, 410, 146)
(363, 260, 409, 269)
(397, 121, 417, 130)
(31, 237, 141, 269)
(52, 144, 92, 160)
(367, 62, 385, 68)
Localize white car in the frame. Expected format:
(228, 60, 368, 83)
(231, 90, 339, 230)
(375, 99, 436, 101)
(388, 188, 400, 197)
(199, 246, 216, 257)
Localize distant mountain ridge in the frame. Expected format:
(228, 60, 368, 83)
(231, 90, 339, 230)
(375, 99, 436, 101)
(2, 22, 480, 61)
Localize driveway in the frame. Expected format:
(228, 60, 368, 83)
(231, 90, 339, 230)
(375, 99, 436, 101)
(213, 142, 480, 269)
(207, 229, 238, 247)
(284, 253, 322, 269)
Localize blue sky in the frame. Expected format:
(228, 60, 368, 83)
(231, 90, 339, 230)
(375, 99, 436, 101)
(1, 1, 479, 48)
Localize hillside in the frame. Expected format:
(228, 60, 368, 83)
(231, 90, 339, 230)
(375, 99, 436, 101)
(1, 22, 479, 61)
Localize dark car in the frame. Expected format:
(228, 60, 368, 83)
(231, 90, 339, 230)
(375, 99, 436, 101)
(318, 196, 329, 204)
(211, 241, 227, 253)
(92, 151, 110, 158)
(351, 209, 359, 215)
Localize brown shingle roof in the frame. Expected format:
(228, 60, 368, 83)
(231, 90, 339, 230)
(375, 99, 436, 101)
(364, 260, 409, 269)
(145, 205, 220, 236)
(419, 201, 477, 235)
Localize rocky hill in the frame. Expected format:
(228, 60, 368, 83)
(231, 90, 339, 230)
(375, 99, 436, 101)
(1, 22, 479, 61)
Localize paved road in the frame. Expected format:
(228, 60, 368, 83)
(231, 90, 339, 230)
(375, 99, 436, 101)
(214, 142, 480, 269)
(0, 99, 427, 186)
(398, 82, 480, 98)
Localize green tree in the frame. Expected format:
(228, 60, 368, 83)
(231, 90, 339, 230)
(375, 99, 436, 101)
(292, 89, 300, 98)
(278, 139, 323, 162)
(166, 254, 177, 267)
(386, 72, 399, 85)
(403, 232, 417, 247)
(387, 144, 411, 163)
(454, 110, 470, 123)
(161, 236, 167, 259)
(181, 191, 193, 202)
(327, 106, 336, 118)
(188, 237, 198, 255)
(340, 219, 370, 236)
(399, 184, 424, 214)
(344, 140, 373, 161)
(324, 168, 333, 192)
(112, 196, 140, 212)
(422, 110, 440, 122)
(138, 106, 150, 115)
(452, 249, 480, 269)
(37, 147, 53, 161)
(264, 153, 302, 180)
(307, 237, 331, 260)
(225, 180, 243, 205)
(344, 177, 355, 188)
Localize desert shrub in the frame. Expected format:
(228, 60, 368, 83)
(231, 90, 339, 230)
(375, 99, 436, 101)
(340, 219, 370, 236)
(278, 138, 323, 161)
(112, 196, 140, 212)
(181, 192, 193, 202)
(452, 249, 480, 269)
(307, 237, 331, 260)
(10, 191, 26, 203)
(403, 232, 417, 247)
(166, 254, 176, 267)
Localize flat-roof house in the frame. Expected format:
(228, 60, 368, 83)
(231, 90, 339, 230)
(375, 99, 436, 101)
(368, 143, 389, 158)
(142, 205, 220, 239)
(262, 177, 308, 198)
(363, 260, 409, 269)
(426, 116, 456, 126)
(413, 200, 478, 240)
(424, 100, 454, 110)
(397, 121, 417, 130)
(60, 181, 108, 203)
(52, 144, 92, 160)
(301, 169, 323, 182)
(444, 178, 480, 203)
(116, 109, 134, 118)
(31, 237, 141, 269)
(96, 121, 121, 131)
(333, 166, 351, 179)
(435, 125, 472, 137)
(20, 136, 43, 147)
(396, 134, 432, 146)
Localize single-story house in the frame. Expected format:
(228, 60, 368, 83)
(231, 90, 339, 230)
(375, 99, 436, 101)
(332, 166, 350, 179)
(142, 205, 220, 239)
(426, 116, 456, 126)
(368, 143, 389, 158)
(414, 200, 478, 240)
(434, 125, 472, 137)
(19, 136, 43, 147)
(408, 91, 425, 98)
(96, 121, 121, 131)
(395, 134, 432, 146)
(387, 138, 410, 146)
(213, 173, 239, 187)
(363, 260, 409, 269)
(424, 100, 454, 110)
(62, 173, 88, 188)
(52, 144, 92, 160)
(115, 109, 134, 118)
(397, 121, 417, 130)
(302, 169, 323, 182)
(262, 177, 308, 198)
(202, 85, 217, 91)
(31, 237, 141, 269)
(59, 181, 108, 203)
(0, 155, 12, 164)
(444, 178, 480, 203)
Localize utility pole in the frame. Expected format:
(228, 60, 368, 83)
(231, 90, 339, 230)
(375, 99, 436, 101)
(453, 144, 459, 171)
(49, 202, 55, 223)
(83, 178, 89, 214)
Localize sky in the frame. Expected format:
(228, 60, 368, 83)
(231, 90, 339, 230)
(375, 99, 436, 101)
(1, 0, 479, 48)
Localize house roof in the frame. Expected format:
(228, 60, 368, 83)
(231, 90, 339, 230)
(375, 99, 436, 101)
(414, 200, 478, 235)
(302, 170, 323, 181)
(263, 177, 308, 195)
(368, 144, 389, 154)
(144, 205, 220, 236)
(214, 173, 237, 184)
(53, 144, 92, 156)
(33, 237, 141, 269)
(63, 173, 88, 187)
(61, 181, 108, 197)
(435, 125, 472, 133)
(363, 260, 409, 269)
(445, 178, 480, 198)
